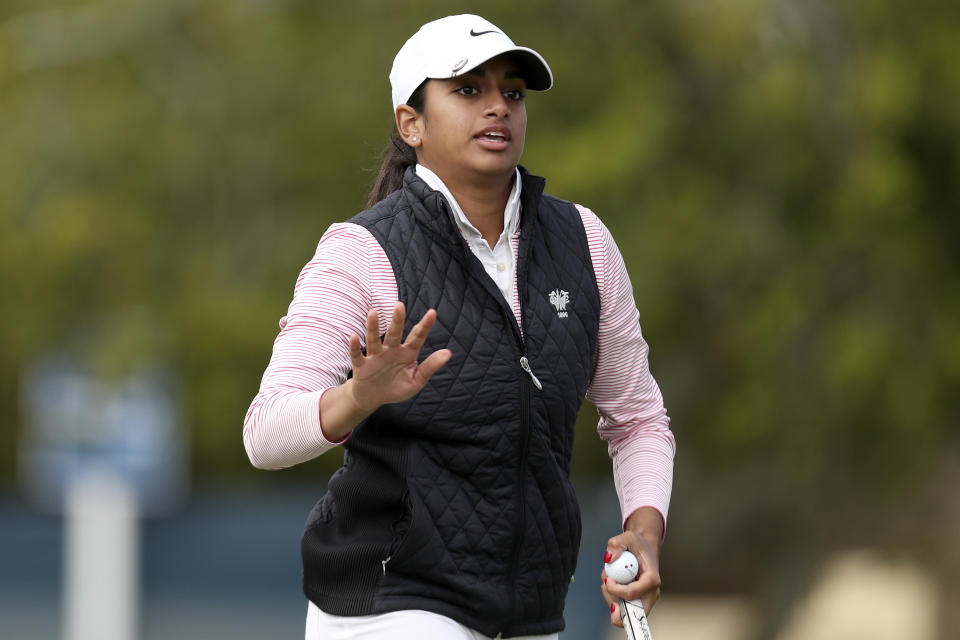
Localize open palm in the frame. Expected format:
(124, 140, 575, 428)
(348, 302, 452, 411)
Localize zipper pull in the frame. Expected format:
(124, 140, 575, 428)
(519, 356, 543, 390)
(382, 556, 391, 576)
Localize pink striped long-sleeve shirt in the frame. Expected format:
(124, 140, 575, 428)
(243, 203, 675, 528)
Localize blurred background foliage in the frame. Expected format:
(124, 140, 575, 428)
(2, 0, 959, 628)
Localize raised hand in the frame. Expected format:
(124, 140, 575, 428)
(319, 302, 451, 442)
(348, 301, 452, 411)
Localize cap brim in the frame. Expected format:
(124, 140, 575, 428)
(507, 48, 553, 91)
(426, 46, 553, 91)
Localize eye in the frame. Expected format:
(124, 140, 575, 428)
(504, 89, 525, 101)
(455, 86, 479, 96)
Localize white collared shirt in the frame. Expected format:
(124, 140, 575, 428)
(415, 164, 521, 308)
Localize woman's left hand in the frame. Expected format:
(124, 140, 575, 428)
(600, 507, 663, 628)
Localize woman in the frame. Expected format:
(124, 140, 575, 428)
(243, 14, 675, 640)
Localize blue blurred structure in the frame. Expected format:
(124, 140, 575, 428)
(20, 354, 186, 517)
(0, 481, 621, 639)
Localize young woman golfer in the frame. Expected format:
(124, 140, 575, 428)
(243, 14, 675, 640)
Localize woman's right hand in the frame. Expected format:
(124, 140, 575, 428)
(348, 301, 452, 411)
(319, 302, 451, 441)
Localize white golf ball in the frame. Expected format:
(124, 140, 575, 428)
(604, 550, 639, 585)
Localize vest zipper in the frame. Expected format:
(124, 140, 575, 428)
(519, 356, 542, 390)
(503, 366, 532, 637)
(492, 208, 536, 634)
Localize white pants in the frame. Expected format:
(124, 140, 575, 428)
(305, 601, 559, 640)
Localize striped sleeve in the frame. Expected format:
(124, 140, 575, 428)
(242, 223, 398, 469)
(577, 204, 676, 531)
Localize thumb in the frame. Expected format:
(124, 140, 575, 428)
(414, 349, 452, 386)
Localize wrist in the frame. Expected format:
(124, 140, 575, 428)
(625, 507, 665, 549)
(345, 378, 380, 415)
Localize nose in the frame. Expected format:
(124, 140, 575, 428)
(484, 92, 510, 118)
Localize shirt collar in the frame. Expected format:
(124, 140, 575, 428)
(414, 164, 522, 242)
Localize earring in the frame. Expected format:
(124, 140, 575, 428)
(412, 136, 418, 143)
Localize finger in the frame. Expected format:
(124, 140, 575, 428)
(403, 308, 437, 349)
(365, 309, 381, 355)
(610, 600, 624, 628)
(413, 349, 452, 386)
(604, 546, 625, 565)
(348, 334, 364, 369)
(605, 530, 638, 559)
(600, 569, 622, 622)
(383, 302, 406, 347)
(604, 565, 660, 593)
(603, 544, 629, 571)
(600, 572, 616, 609)
(605, 568, 661, 603)
(631, 540, 660, 588)
(644, 586, 662, 613)
(623, 583, 662, 615)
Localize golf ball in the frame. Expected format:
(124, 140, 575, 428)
(604, 550, 639, 584)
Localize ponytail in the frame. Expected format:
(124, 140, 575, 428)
(366, 134, 417, 208)
(365, 81, 428, 208)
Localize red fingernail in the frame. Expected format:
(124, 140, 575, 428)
(603, 551, 612, 563)
(610, 602, 616, 613)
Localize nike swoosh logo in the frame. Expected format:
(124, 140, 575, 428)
(470, 29, 497, 36)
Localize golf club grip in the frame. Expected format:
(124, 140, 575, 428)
(620, 598, 654, 640)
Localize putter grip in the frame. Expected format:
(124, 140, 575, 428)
(620, 598, 654, 640)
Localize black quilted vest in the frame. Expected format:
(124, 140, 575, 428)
(301, 167, 601, 637)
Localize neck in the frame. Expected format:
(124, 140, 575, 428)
(425, 165, 515, 245)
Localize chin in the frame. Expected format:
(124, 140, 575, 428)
(470, 154, 521, 177)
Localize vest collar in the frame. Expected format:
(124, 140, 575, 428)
(401, 165, 547, 237)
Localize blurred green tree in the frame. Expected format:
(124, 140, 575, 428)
(1, 2, 958, 623)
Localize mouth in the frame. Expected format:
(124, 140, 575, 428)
(474, 126, 511, 150)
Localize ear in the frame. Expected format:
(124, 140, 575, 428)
(396, 105, 423, 148)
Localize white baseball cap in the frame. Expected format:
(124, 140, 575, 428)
(389, 14, 553, 112)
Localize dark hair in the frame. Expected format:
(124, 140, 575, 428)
(366, 81, 428, 208)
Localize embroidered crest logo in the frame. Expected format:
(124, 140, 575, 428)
(548, 289, 570, 318)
